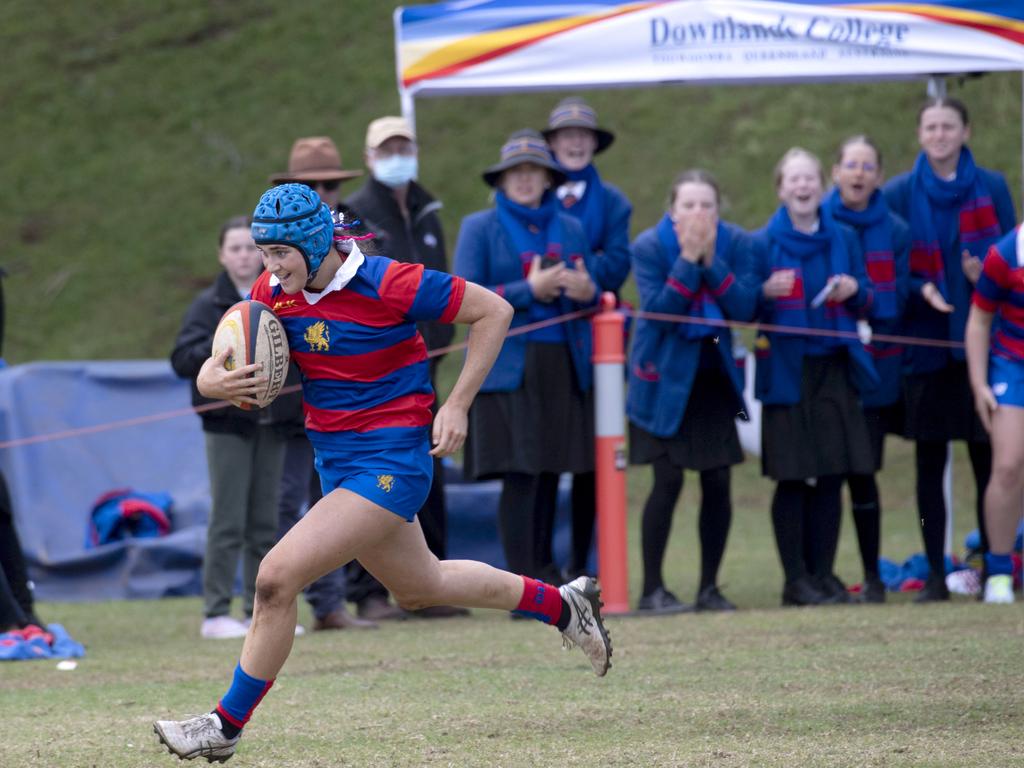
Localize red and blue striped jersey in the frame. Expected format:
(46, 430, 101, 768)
(973, 227, 1024, 363)
(250, 254, 465, 448)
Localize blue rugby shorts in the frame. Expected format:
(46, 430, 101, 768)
(989, 353, 1024, 409)
(314, 436, 433, 522)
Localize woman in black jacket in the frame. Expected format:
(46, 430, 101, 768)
(170, 216, 299, 639)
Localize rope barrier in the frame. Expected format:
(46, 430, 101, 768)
(0, 302, 966, 450)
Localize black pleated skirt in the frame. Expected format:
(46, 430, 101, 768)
(904, 361, 989, 443)
(761, 354, 874, 481)
(463, 342, 595, 480)
(629, 366, 744, 472)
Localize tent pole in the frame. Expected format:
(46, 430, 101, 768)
(401, 90, 417, 134)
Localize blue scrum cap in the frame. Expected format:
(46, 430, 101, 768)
(251, 183, 335, 282)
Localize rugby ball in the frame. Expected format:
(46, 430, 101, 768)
(212, 300, 290, 410)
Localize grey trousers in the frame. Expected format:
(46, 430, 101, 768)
(203, 429, 286, 618)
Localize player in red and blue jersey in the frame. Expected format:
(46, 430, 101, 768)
(966, 226, 1024, 604)
(153, 184, 613, 763)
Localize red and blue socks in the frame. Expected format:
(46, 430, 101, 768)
(214, 663, 274, 738)
(513, 575, 571, 630)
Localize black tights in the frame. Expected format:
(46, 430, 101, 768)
(916, 440, 991, 577)
(847, 473, 881, 579)
(498, 472, 561, 585)
(771, 477, 842, 584)
(640, 457, 732, 596)
(0, 472, 37, 629)
(568, 471, 596, 575)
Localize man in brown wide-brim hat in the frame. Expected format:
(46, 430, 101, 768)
(269, 137, 362, 211)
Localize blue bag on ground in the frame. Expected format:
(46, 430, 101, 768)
(87, 488, 173, 548)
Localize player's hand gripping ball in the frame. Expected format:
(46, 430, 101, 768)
(212, 300, 290, 410)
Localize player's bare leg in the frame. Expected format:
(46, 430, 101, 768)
(983, 405, 1024, 603)
(360, 515, 613, 675)
(155, 489, 407, 761)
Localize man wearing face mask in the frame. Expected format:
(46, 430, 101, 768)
(345, 116, 465, 619)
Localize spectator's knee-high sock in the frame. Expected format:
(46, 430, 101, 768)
(498, 473, 537, 576)
(513, 575, 570, 630)
(807, 476, 842, 579)
(641, 457, 684, 596)
(847, 473, 881, 578)
(215, 663, 274, 738)
(569, 471, 596, 574)
(968, 441, 993, 557)
(698, 467, 732, 590)
(771, 481, 807, 583)
(915, 440, 948, 579)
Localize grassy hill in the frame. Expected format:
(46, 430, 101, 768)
(3, 1, 1021, 362)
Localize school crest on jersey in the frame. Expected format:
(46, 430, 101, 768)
(304, 321, 330, 352)
(377, 475, 395, 493)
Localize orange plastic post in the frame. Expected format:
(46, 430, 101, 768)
(591, 292, 629, 614)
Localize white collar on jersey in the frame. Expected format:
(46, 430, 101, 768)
(1016, 225, 1024, 268)
(268, 243, 366, 305)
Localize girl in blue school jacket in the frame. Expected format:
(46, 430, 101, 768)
(453, 129, 598, 586)
(752, 148, 878, 609)
(627, 170, 758, 614)
(823, 135, 911, 604)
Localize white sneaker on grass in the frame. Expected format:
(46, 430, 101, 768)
(154, 712, 239, 763)
(983, 574, 1015, 604)
(558, 576, 613, 677)
(200, 616, 248, 640)
(241, 617, 305, 636)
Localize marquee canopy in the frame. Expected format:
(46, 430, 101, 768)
(394, 1, 1024, 105)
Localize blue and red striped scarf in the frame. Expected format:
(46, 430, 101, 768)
(495, 190, 566, 341)
(909, 146, 1002, 300)
(765, 205, 857, 344)
(655, 213, 730, 340)
(561, 163, 607, 249)
(825, 188, 897, 320)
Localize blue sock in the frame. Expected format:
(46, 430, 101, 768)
(985, 552, 1014, 577)
(215, 663, 274, 736)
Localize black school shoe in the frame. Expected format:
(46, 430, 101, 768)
(781, 575, 827, 606)
(695, 585, 737, 612)
(637, 586, 693, 614)
(861, 575, 886, 604)
(913, 575, 950, 603)
(815, 574, 856, 605)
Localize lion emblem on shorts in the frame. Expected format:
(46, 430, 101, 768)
(304, 321, 330, 352)
(377, 475, 395, 493)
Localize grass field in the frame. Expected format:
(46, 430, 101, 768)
(5, 439, 1024, 768)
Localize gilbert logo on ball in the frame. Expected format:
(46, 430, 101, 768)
(212, 300, 290, 410)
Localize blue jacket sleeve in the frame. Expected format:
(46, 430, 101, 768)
(702, 226, 758, 322)
(888, 213, 912, 320)
(748, 232, 776, 318)
(987, 170, 1017, 235)
(841, 225, 871, 313)
(631, 228, 700, 331)
(453, 211, 533, 309)
(589, 185, 632, 293)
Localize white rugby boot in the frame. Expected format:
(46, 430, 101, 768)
(983, 574, 1015, 604)
(558, 576, 613, 677)
(154, 712, 239, 763)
